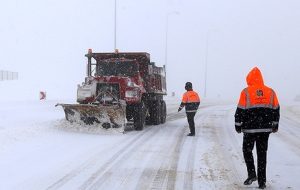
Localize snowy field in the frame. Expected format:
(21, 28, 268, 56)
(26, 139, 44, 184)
(0, 97, 300, 190)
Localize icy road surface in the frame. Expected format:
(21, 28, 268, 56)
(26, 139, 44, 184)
(0, 98, 299, 190)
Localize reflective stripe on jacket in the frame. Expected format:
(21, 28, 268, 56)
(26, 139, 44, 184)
(180, 90, 200, 112)
(237, 87, 279, 110)
(235, 67, 280, 133)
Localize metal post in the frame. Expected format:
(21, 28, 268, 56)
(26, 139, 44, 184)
(87, 57, 91, 77)
(164, 11, 179, 70)
(87, 49, 92, 77)
(204, 31, 209, 98)
(114, 0, 117, 50)
(164, 16, 169, 70)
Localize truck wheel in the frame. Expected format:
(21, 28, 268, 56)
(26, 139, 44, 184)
(133, 102, 146, 130)
(126, 106, 135, 121)
(160, 100, 166, 124)
(146, 101, 155, 125)
(152, 100, 161, 125)
(145, 105, 152, 125)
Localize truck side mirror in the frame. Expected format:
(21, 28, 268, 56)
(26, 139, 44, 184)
(148, 65, 153, 75)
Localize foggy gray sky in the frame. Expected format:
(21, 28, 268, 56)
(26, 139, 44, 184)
(0, 0, 300, 102)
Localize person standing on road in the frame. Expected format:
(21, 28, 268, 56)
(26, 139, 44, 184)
(178, 82, 200, 136)
(235, 67, 280, 189)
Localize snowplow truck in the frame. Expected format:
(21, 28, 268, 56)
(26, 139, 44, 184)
(57, 49, 167, 131)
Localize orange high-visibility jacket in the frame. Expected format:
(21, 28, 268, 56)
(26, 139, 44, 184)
(180, 90, 200, 112)
(235, 67, 280, 133)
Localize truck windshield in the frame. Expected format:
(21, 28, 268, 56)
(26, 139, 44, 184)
(97, 61, 138, 77)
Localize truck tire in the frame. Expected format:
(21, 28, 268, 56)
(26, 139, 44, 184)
(160, 100, 166, 124)
(126, 106, 134, 121)
(145, 105, 152, 125)
(133, 102, 146, 130)
(152, 100, 161, 125)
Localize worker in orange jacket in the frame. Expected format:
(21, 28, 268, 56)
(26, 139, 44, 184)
(178, 82, 200, 136)
(235, 67, 280, 189)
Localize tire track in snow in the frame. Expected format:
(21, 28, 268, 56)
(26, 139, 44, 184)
(143, 111, 196, 190)
(182, 129, 197, 190)
(198, 112, 223, 189)
(274, 123, 300, 157)
(48, 103, 191, 190)
(280, 117, 300, 138)
(266, 116, 300, 157)
(199, 107, 242, 189)
(218, 108, 245, 188)
(181, 112, 206, 190)
(147, 127, 185, 190)
(166, 104, 243, 189)
(80, 126, 164, 190)
(133, 124, 183, 190)
(46, 127, 152, 190)
(145, 108, 208, 189)
(149, 110, 205, 190)
(165, 128, 185, 190)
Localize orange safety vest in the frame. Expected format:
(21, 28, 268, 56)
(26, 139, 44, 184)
(182, 91, 200, 104)
(180, 90, 200, 112)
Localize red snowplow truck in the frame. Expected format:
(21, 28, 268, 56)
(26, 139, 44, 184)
(57, 49, 167, 131)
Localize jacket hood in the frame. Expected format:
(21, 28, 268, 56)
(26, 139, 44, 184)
(246, 67, 264, 86)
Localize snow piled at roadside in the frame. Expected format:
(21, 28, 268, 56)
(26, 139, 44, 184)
(53, 119, 125, 135)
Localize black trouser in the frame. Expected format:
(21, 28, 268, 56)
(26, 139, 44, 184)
(243, 133, 270, 184)
(186, 112, 196, 134)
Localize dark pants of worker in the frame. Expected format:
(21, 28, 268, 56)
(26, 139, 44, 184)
(186, 112, 196, 134)
(243, 133, 270, 184)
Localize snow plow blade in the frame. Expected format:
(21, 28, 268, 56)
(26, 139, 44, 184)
(56, 103, 126, 130)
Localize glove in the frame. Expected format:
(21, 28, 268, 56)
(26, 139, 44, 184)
(235, 125, 241, 133)
(272, 122, 279, 133)
(178, 107, 182, 112)
(235, 122, 242, 133)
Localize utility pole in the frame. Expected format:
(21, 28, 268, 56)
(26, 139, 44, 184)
(165, 11, 180, 70)
(114, 0, 117, 50)
(204, 31, 209, 98)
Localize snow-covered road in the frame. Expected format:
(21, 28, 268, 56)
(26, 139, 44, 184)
(0, 98, 299, 190)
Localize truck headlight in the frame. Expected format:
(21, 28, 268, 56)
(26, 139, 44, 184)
(77, 85, 93, 101)
(125, 90, 138, 98)
(127, 81, 136, 87)
(78, 90, 92, 98)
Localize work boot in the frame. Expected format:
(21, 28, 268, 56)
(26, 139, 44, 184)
(187, 133, 195, 136)
(258, 182, 266, 189)
(243, 176, 257, 185)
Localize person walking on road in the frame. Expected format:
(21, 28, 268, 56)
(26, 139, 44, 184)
(235, 67, 280, 189)
(178, 82, 200, 136)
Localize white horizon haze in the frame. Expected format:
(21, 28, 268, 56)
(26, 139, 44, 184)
(1, 0, 300, 103)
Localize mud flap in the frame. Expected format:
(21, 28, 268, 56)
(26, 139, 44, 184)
(56, 103, 126, 131)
